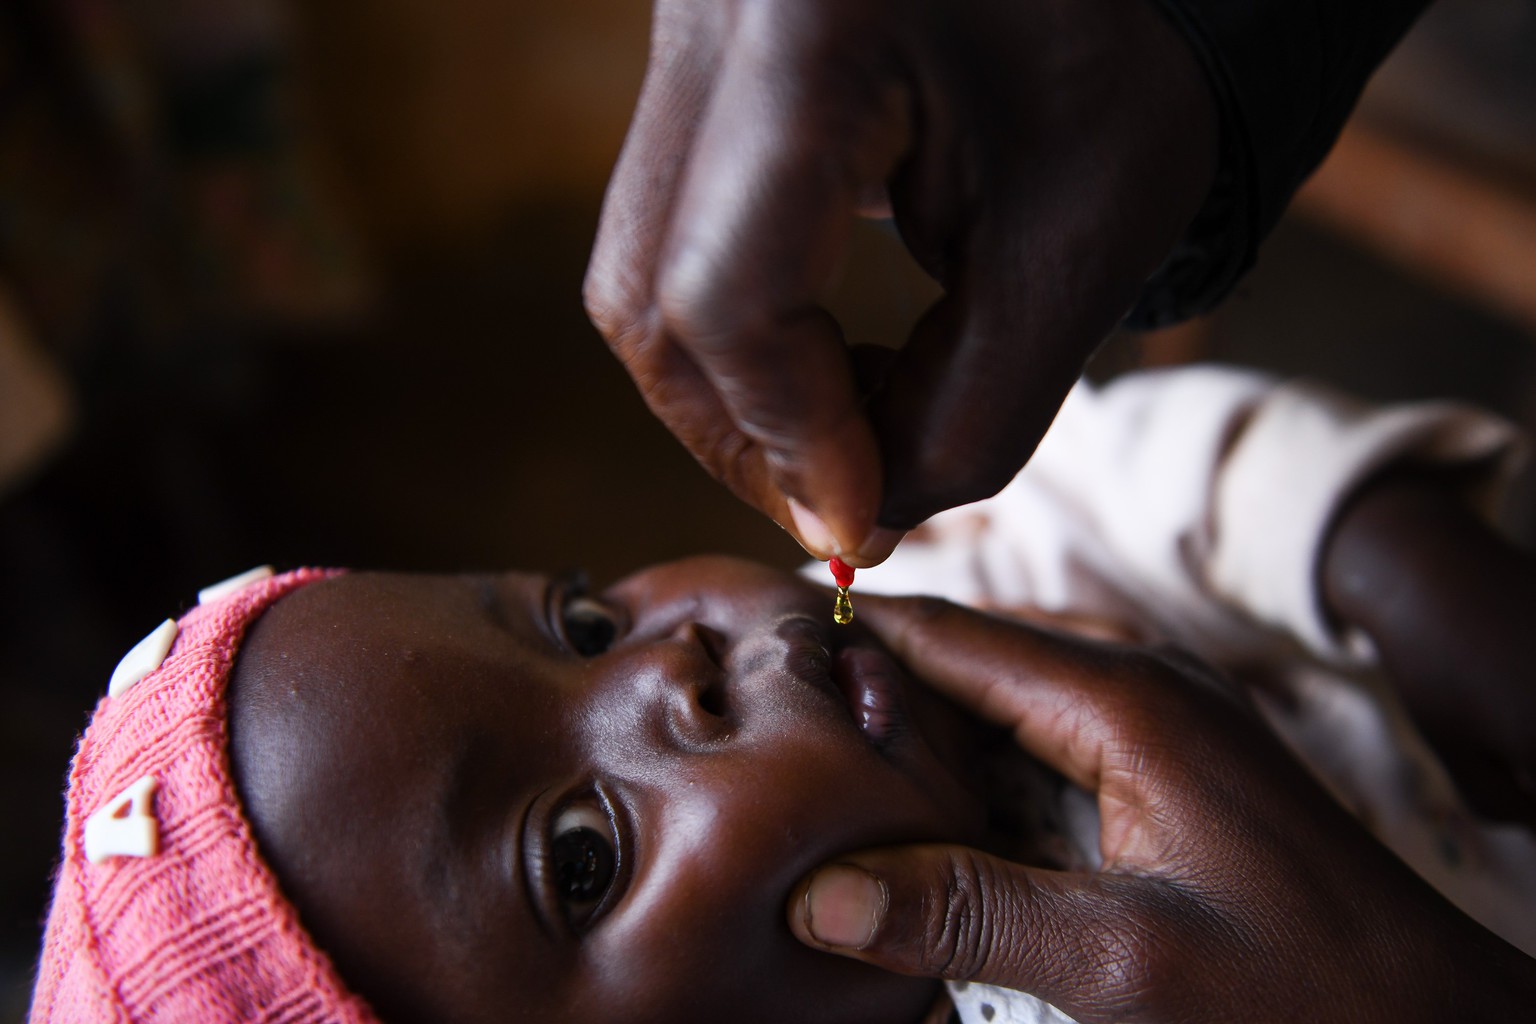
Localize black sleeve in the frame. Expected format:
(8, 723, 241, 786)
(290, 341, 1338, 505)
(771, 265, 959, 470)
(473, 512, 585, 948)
(1126, 0, 1434, 328)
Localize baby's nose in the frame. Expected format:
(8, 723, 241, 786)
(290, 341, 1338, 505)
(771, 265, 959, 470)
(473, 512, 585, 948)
(676, 622, 730, 719)
(635, 621, 732, 749)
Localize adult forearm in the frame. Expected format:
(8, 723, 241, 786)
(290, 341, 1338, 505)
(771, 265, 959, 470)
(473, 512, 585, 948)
(1435, 915, 1536, 1022)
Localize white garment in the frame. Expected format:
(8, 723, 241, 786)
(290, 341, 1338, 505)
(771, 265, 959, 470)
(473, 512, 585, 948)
(834, 366, 1534, 1024)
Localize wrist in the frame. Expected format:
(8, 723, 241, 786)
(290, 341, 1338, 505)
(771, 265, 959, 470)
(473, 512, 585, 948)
(1350, 879, 1536, 1024)
(1431, 914, 1536, 1021)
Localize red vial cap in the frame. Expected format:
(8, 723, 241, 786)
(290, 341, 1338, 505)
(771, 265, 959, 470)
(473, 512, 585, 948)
(829, 557, 856, 589)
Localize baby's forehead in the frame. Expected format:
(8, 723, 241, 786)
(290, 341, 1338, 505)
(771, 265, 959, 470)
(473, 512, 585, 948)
(227, 570, 559, 875)
(226, 575, 585, 1022)
(250, 570, 490, 633)
(231, 571, 549, 724)
(228, 569, 603, 825)
(238, 569, 547, 663)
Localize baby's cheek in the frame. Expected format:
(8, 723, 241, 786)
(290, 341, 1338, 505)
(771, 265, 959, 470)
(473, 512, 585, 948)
(581, 817, 791, 1014)
(587, 819, 935, 1024)
(581, 744, 962, 1022)
(694, 742, 961, 881)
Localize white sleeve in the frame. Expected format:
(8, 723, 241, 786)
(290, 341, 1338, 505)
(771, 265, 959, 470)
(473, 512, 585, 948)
(854, 365, 1523, 666)
(1209, 379, 1522, 662)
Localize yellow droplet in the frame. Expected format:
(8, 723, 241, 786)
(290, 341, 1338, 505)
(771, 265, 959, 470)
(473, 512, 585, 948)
(833, 586, 853, 625)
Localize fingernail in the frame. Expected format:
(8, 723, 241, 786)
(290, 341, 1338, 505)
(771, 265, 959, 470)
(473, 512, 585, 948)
(854, 527, 905, 565)
(787, 498, 842, 558)
(802, 865, 886, 949)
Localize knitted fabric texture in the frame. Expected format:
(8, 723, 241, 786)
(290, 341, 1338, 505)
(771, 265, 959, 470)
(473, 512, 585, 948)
(30, 568, 380, 1024)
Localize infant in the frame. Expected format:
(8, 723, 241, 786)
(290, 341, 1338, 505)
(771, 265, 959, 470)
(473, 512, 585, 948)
(30, 559, 1070, 1024)
(30, 364, 1536, 1024)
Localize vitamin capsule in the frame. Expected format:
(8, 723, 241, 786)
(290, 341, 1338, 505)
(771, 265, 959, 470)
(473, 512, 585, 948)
(829, 557, 855, 625)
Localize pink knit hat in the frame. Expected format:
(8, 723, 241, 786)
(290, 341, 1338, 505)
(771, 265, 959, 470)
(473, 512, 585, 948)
(30, 567, 381, 1024)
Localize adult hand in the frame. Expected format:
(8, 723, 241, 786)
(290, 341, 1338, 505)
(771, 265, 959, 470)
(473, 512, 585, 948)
(585, 0, 1217, 565)
(787, 596, 1536, 1022)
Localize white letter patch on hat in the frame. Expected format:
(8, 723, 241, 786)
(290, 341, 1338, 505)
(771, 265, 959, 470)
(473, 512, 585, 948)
(84, 775, 160, 863)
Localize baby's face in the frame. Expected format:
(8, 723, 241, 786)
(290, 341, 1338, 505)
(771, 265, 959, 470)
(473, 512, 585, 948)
(230, 557, 990, 1023)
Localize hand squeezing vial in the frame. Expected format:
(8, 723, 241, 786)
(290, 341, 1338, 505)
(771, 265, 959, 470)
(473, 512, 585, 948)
(829, 558, 855, 625)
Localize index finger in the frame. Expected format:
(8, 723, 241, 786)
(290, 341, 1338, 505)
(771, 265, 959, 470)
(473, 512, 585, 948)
(586, 3, 874, 559)
(857, 594, 1161, 795)
(640, 22, 916, 558)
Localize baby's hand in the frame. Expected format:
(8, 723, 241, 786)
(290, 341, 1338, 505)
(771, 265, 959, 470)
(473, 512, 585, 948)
(1322, 470, 1536, 828)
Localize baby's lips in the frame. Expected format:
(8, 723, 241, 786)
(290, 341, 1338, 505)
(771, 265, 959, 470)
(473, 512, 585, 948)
(831, 646, 907, 746)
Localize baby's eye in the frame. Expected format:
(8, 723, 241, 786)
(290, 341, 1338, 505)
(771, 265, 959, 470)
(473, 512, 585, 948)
(560, 594, 620, 656)
(551, 804, 617, 927)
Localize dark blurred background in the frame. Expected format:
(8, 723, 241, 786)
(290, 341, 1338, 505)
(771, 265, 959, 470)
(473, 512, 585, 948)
(2, 0, 1533, 1017)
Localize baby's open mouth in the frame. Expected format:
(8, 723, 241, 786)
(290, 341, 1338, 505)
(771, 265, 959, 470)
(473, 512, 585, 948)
(830, 645, 908, 747)
(769, 616, 910, 748)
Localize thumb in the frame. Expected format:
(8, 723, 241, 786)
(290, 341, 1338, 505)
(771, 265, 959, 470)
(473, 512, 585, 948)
(787, 845, 1167, 1019)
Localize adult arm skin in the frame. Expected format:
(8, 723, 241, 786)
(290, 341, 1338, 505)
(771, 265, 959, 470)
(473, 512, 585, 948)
(1321, 471, 1536, 828)
(585, 0, 1431, 565)
(786, 596, 1536, 1022)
